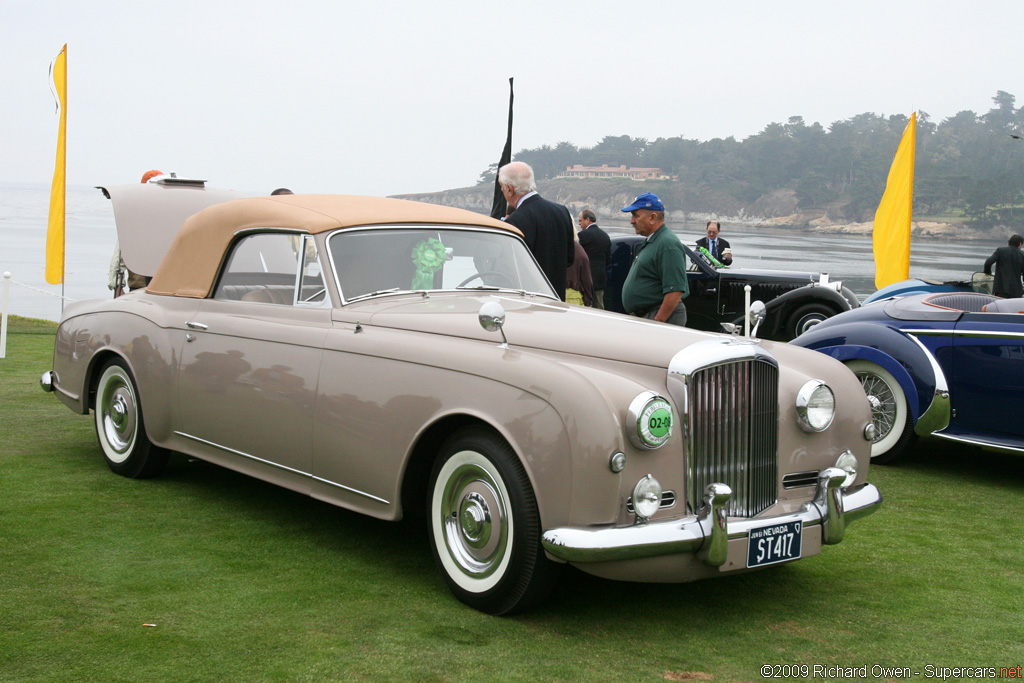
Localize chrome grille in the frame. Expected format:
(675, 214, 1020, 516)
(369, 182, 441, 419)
(686, 358, 778, 517)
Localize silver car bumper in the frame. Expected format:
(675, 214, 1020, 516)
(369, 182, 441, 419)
(541, 467, 882, 566)
(40, 371, 56, 393)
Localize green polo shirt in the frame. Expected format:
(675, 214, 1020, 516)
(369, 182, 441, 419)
(621, 224, 689, 315)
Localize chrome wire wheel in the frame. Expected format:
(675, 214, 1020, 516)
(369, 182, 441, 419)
(96, 363, 138, 464)
(846, 359, 915, 463)
(861, 373, 897, 441)
(432, 449, 512, 593)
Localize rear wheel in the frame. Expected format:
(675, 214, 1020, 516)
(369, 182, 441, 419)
(785, 302, 835, 339)
(845, 359, 917, 464)
(427, 427, 558, 615)
(94, 359, 169, 479)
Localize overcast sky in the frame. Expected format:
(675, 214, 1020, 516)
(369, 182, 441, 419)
(4, 0, 1024, 197)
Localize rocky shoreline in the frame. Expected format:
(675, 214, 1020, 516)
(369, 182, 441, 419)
(392, 183, 1007, 242)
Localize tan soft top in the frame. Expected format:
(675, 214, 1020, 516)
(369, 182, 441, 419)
(147, 194, 519, 298)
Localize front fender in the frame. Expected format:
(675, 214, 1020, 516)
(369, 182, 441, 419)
(764, 283, 852, 316)
(809, 344, 921, 423)
(746, 284, 850, 338)
(792, 321, 942, 426)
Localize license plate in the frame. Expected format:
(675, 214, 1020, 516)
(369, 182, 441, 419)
(746, 520, 802, 568)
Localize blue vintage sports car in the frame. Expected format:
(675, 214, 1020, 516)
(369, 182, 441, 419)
(791, 291, 1024, 463)
(861, 273, 993, 304)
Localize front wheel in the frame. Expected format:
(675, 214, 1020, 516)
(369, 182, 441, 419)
(845, 359, 917, 464)
(785, 302, 836, 340)
(94, 359, 169, 479)
(428, 427, 559, 615)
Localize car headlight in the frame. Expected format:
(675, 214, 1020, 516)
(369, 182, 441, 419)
(796, 380, 835, 432)
(626, 392, 674, 449)
(632, 474, 662, 521)
(835, 450, 858, 488)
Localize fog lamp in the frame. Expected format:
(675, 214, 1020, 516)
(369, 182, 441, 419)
(835, 451, 858, 488)
(796, 380, 835, 432)
(632, 474, 662, 521)
(864, 423, 877, 441)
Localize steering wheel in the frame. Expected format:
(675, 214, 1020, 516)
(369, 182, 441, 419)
(457, 271, 516, 288)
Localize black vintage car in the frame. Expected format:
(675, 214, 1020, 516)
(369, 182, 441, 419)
(606, 234, 860, 341)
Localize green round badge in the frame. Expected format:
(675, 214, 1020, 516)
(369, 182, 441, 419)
(639, 399, 673, 447)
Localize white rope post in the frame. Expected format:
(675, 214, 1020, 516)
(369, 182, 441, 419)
(744, 284, 752, 338)
(1, 272, 11, 359)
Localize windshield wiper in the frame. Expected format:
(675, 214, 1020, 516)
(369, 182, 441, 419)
(347, 287, 406, 303)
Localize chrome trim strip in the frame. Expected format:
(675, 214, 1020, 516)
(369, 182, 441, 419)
(903, 328, 1024, 340)
(173, 431, 390, 504)
(311, 476, 390, 504)
(932, 432, 1024, 454)
(905, 333, 951, 436)
(541, 479, 881, 564)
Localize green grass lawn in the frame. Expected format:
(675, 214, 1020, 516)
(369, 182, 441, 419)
(2, 316, 1022, 682)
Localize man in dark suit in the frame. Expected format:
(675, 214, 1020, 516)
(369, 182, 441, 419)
(576, 208, 612, 309)
(499, 162, 574, 299)
(695, 220, 733, 266)
(984, 234, 1024, 298)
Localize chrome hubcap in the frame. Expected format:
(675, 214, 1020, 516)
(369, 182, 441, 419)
(441, 463, 508, 578)
(101, 374, 136, 455)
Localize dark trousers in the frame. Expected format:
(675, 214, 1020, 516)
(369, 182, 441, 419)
(643, 301, 687, 327)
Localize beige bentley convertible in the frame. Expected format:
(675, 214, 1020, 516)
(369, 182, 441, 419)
(42, 188, 882, 614)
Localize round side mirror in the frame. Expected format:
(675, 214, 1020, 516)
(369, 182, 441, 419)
(478, 301, 506, 332)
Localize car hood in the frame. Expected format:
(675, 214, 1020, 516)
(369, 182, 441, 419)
(99, 179, 245, 277)
(354, 293, 817, 370)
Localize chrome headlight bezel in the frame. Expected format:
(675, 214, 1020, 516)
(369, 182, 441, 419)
(626, 391, 674, 450)
(796, 380, 836, 432)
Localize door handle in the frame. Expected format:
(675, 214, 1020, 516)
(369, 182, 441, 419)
(185, 321, 208, 330)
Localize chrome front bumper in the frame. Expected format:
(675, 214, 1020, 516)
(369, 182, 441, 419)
(541, 467, 882, 566)
(40, 371, 56, 393)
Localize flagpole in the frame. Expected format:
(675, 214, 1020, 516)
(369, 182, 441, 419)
(490, 77, 514, 219)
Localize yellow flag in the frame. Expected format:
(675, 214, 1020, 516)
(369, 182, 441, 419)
(872, 112, 916, 290)
(45, 44, 67, 285)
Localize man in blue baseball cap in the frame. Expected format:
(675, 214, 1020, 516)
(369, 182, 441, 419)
(619, 193, 689, 326)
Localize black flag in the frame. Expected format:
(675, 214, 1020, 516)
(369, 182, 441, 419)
(490, 77, 514, 219)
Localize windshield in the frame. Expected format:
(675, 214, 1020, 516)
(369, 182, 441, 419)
(327, 226, 556, 302)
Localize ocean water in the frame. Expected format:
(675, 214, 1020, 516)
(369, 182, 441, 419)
(1, 183, 118, 321)
(0, 182, 1000, 322)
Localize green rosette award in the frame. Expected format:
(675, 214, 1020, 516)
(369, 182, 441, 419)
(411, 238, 447, 289)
